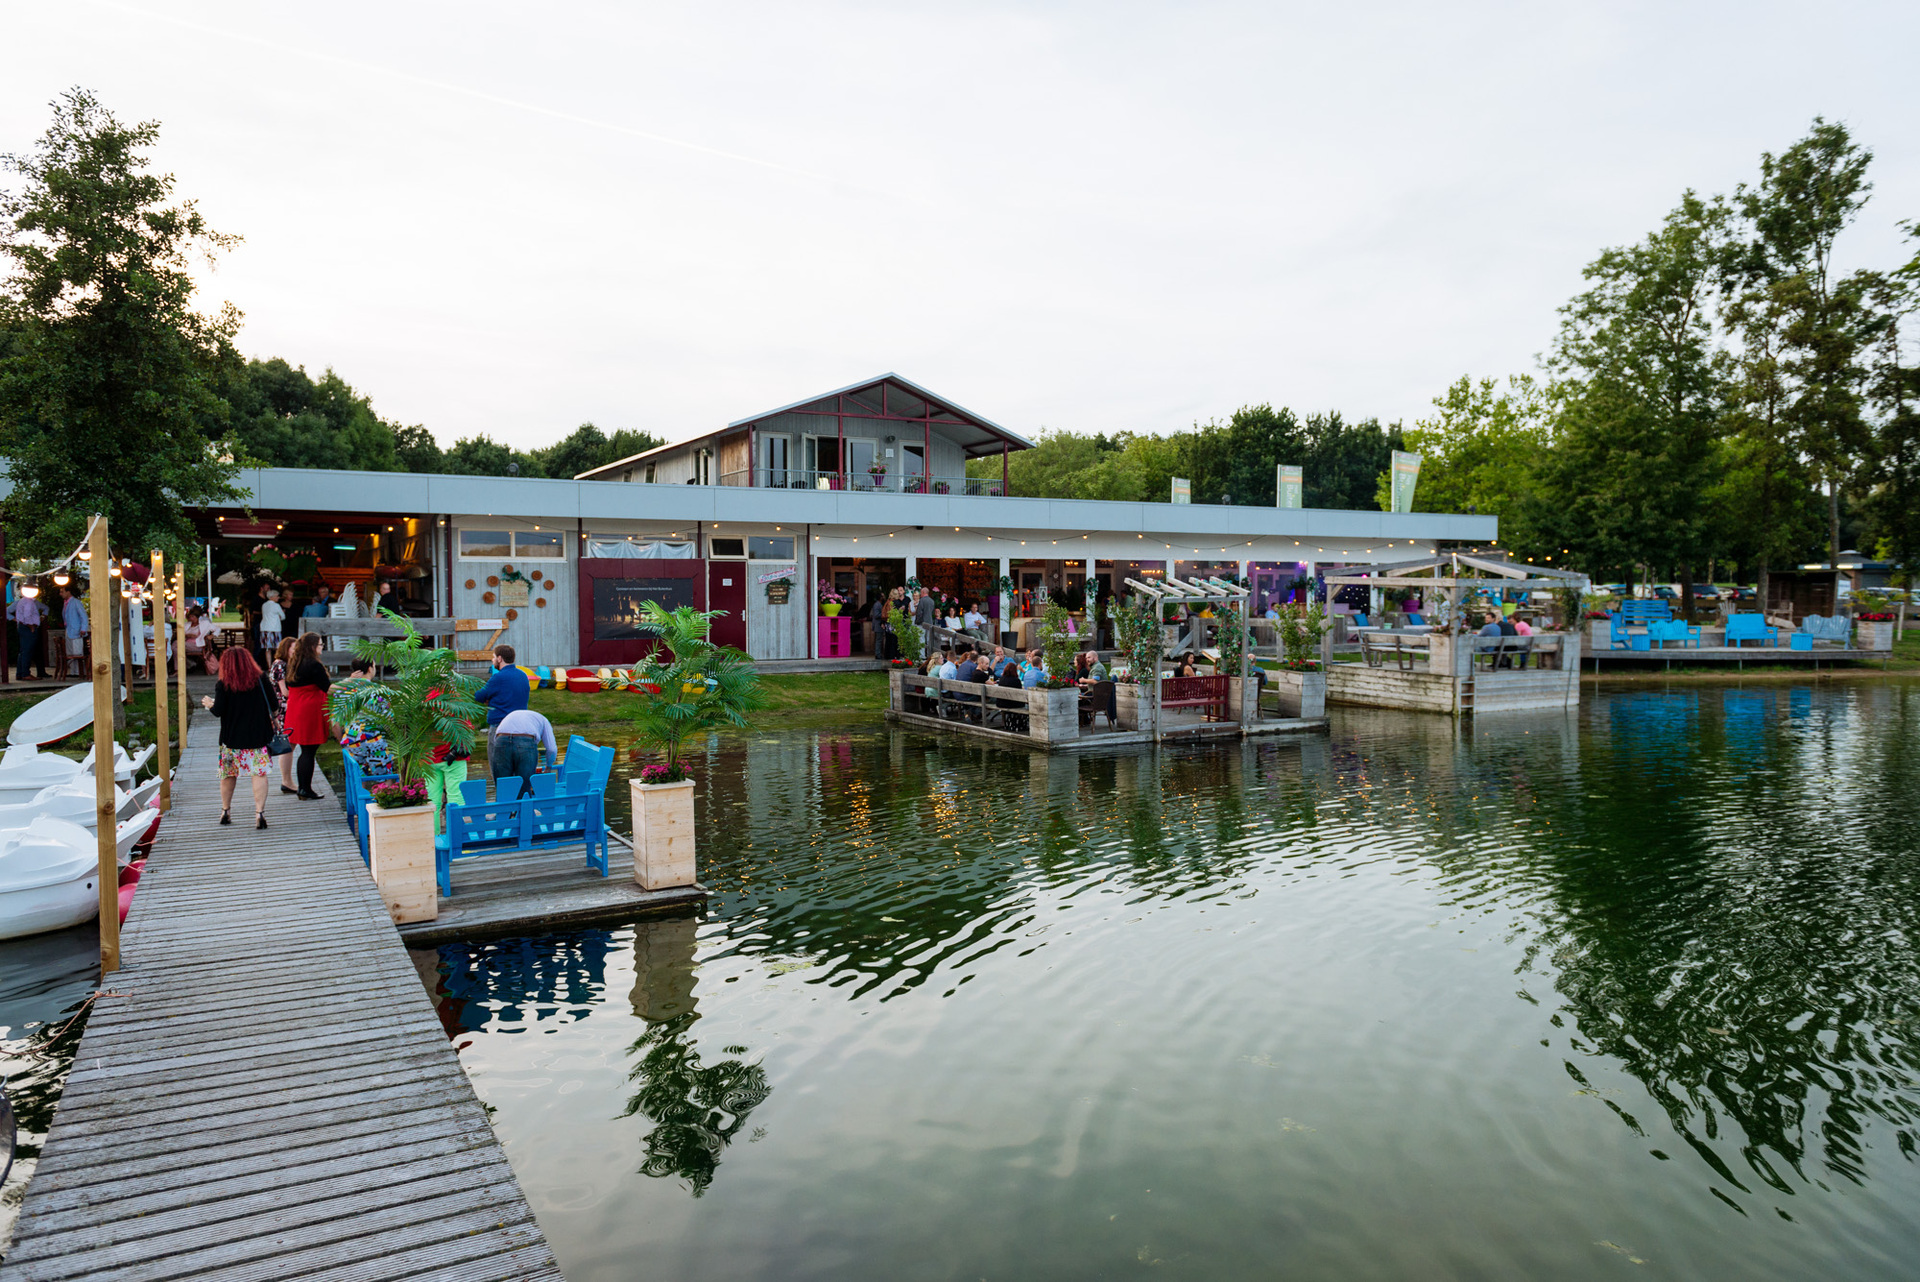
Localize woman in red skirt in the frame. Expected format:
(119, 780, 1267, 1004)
(284, 632, 333, 799)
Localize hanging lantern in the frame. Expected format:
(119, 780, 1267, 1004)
(52, 570, 68, 586)
(21, 584, 39, 599)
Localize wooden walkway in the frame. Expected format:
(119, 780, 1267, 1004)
(3, 719, 562, 1281)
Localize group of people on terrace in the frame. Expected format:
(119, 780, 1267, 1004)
(919, 642, 1110, 690)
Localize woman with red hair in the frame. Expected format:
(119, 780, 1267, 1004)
(200, 646, 280, 829)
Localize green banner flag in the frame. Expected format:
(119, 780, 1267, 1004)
(1389, 451, 1422, 513)
(1171, 477, 1190, 505)
(1276, 464, 1302, 509)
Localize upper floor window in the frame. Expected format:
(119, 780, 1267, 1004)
(460, 529, 566, 560)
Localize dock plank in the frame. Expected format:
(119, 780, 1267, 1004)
(3, 719, 562, 1281)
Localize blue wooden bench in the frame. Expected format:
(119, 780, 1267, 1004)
(435, 738, 614, 895)
(1724, 613, 1777, 647)
(343, 751, 399, 865)
(1797, 615, 1852, 646)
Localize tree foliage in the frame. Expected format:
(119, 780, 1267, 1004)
(0, 88, 244, 558)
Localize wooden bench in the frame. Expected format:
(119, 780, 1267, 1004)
(1161, 674, 1229, 720)
(1359, 631, 1428, 671)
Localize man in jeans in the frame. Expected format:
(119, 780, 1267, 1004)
(12, 590, 44, 681)
(491, 707, 558, 799)
(472, 643, 530, 763)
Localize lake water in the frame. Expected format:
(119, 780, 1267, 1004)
(406, 680, 1920, 1281)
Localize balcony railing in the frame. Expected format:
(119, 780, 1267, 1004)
(718, 468, 1006, 496)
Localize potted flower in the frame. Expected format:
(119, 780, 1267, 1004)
(625, 601, 764, 889)
(818, 581, 846, 617)
(1270, 602, 1328, 718)
(1856, 611, 1895, 651)
(330, 610, 486, 924)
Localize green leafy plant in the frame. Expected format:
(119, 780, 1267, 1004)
(1276, 601, 1326, 670)
(1113, 597, 1164, 684)
(329, 610, 486, 784)
(886, 605, 923, 666)
(1216, 603, 1245, 674)
(625, 602, 765, 779)
(1036, 601, 1078, 687)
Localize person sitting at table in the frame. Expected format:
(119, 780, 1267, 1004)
(1020, 648, 1047, 688)
(1174, 653, 1200, 679)
(996, 655, 1025, 689)
(1078, 650, 1109, 682)
(933, 646, 958, 679)
(988, 645, 1016, 680)
(954, 647, 980, 683)
(963, 603, 988, 639)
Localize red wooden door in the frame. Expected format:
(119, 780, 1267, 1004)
(708, 564, 747, 650)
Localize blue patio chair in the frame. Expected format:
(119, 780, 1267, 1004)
(1724, 614, 1777, 647)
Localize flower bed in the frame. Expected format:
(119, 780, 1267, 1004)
(369, 779, 428, 810)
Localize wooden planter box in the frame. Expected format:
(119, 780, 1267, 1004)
(366, 803, 438, 925)
(1270, 668, 1327, 718)
(1026, 686, 1081, 743)
(1859, 620, 1893, 651)
(631, 777, 697, 890)
(1115, 682, 1157, 733)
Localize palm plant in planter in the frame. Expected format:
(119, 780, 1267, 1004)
(624, 602, 764, 889)
(330, 610, 485, 924)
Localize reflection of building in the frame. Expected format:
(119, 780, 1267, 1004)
(190, 374, 1494, 667)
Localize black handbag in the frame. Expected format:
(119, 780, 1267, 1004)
(261, 677, 293, 756)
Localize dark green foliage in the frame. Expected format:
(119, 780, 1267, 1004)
(621, 1012, 771, 1197)
(220, 358, 404, 472)
(531, 422, 667, 479)
(0, 89, 244, 559)
(441, 434, 546, 478)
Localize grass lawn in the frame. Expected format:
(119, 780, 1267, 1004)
(526, 670, 890, 738)
(0, 684, 185, 759)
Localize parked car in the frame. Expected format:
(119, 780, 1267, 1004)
(1690, 585, 1721, 599)
(1652, 586, 1679, 601)
(1728, 586, 1756, 601)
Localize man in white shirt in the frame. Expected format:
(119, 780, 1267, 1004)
(491, 707, 559, 799)
(259, 589, 286, 651)
(963, 603, 988, 641)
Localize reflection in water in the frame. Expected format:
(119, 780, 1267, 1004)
(424, 681, 1920, 1280)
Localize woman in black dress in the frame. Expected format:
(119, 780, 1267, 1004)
(201, 646, 278, 829)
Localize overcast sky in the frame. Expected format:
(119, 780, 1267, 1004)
(4, 1, 1916, 454)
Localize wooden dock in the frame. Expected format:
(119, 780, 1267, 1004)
(3, 719, 564, 1281)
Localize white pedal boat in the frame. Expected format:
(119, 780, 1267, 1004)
(0, 686, 156, 805)
(0, 813, 156, 940)
(0, 776, 165, 832)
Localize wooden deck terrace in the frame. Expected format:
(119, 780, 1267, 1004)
(1585, 644, 1894, 669)
(3, 718, 564, 1282)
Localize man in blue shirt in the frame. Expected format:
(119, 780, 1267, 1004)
(1020, 648, 1046, 689)
(61, 584, 88, 679)
(472, 643, 530, 763)
(302, 585, 333, 618)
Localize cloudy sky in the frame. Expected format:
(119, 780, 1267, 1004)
(4, 1, 1916, 454)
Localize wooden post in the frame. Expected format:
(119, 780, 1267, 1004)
(174, 565, 189, 755)
(90, 517, 120, 976)
(152, 550, 170, 812)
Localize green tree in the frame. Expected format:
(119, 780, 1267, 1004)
(1302, 412, 1403, 511)
(1531, 192, 1727, 608)
(1381, 375, 1551, 555)
(442, 433, 546, 478)
(0, 88, 244, 558)
(393, 421, 444, 473)
(533, 422, 666, 478)
(220, 358, 405, 472)
(1859, 224, 1920, 576)
(1731, 118, 1877, 568)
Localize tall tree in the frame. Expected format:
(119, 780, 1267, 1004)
(1383, 375, 1551, 556)
(1731, 119, 1877, 568)
(0, 89, 244, 558)
(220, 358, 405, 472)
(1859, 223, 1920, 576)
(1301, 412, 1403, 511)
(1532, 192, 1727, 607)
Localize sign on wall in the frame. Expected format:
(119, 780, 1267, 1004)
(1171, 477, 1191, 505)
(1390, 451, 1422, 513)
(1276, 464, 1303, 509)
